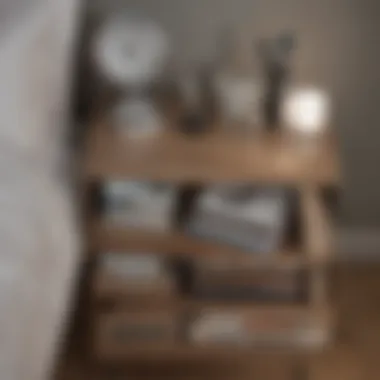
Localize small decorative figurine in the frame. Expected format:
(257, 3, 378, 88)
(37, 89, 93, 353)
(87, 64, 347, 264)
(259, 32, 297, 131)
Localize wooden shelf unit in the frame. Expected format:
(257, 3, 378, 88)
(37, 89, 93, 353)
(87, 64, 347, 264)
(83, 115, 340, 378)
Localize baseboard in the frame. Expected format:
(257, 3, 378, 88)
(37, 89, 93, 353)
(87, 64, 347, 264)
(337, 227, 380, 261)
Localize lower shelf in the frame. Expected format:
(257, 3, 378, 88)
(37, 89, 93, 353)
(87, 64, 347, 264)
(93, 306, 333, 361)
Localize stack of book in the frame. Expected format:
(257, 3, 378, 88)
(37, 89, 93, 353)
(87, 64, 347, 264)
(96, 252, 176, 302)
(102, 181, 177, 231)
(189, 308, 324, 347)
(188, 185, 288, 253)
(97, 311, 178, 350)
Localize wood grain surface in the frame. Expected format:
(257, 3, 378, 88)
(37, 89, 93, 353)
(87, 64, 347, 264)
(83, 118, 340, 185)
(93, 306, 332, 362)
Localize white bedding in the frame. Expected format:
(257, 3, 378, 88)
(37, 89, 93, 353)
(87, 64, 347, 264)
(0, 1, 81, 379)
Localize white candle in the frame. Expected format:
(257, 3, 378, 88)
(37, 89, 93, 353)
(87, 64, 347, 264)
(283, 87, 330, 136)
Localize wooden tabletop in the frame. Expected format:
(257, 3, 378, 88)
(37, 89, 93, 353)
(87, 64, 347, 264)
(83, 118, 341, 185)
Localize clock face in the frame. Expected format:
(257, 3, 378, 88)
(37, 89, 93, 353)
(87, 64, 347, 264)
(94, 14, 169, 87)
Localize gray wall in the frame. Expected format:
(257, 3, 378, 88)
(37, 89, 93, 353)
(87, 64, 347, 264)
(91, 0, 380, 226)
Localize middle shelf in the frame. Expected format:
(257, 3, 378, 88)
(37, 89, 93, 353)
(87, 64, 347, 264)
(89, 222, 300, 265)
(88, 186, 333, 267)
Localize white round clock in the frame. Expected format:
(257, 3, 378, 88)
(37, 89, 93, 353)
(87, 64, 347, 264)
(94, 13, 169, 87)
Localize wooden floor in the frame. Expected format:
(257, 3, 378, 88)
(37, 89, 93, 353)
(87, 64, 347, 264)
(55, 264, 380, 380)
